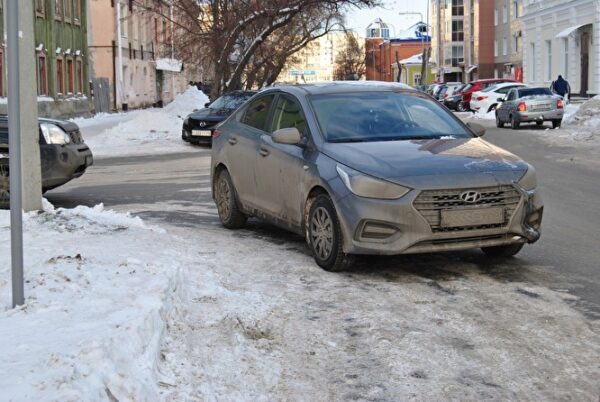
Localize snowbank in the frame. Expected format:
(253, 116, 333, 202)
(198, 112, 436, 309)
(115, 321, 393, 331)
(0, 202, 188, 401)
(85, 87, 209, 157)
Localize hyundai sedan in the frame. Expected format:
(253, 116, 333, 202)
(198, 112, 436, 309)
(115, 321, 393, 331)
(211, 82, 543, 271)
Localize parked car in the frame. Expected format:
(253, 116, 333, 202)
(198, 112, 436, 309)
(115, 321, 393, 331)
(460, 78, 518, 111)
(442, 84, 466, 111)
(439, 82, 464, 103)
(211, 82, 543, 271)
(0, 116, 93, 198)
(434, 85, 448, 101)
(470, 82, 528, 113)
(496, 87, 564, 129)
(182, 90, 257, 145)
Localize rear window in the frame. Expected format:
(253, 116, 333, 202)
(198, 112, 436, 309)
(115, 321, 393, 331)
(310, 92, 471, 143)
(519, 88, 552, 97)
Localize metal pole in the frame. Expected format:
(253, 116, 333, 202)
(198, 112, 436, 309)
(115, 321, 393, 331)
(116, 0, 124, 110)
(7, 0, 24, 307)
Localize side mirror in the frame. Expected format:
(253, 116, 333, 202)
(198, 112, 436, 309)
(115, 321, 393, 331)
(467, 122, 486, 137)
(272, 127, 302, 145)
(497, 97, 504, 102)
(204, 102, 211, 108)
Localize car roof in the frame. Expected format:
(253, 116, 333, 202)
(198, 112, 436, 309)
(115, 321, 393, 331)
(472, 78, 517, 84)
(260, 81, 415, 97)
(222, 90, 257, 96)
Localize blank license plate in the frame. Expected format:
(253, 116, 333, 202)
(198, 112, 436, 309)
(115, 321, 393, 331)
(531, 104, 551, 111)
(192, 130, 212, 137)
(441, 207, 504, 227)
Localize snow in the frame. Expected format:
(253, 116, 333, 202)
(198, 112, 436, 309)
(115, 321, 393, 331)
(0, 201, 191, 401)
(83, 87, 209, 158)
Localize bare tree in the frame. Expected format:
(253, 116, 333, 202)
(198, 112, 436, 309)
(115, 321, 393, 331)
(333, 31, 365, 80)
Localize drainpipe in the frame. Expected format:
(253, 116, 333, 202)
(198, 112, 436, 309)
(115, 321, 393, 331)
(170, 3, 175, 99)
(115, 0, 124, 110)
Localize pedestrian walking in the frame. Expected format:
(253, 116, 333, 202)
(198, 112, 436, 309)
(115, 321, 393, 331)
(550, 75, 571, 103)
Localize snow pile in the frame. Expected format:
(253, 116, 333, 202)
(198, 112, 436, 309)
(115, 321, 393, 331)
(85, 87, 209, 157)
(0, 201, 189, 401)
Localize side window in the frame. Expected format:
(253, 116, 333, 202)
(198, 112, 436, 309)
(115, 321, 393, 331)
(270, 95, 308, 137)
(506, 89, 515, 101)
(242, 95, 274, 131)
(497, 86, 513, 94)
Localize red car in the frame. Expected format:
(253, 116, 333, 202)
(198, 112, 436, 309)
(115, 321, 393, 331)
(460, 79, 518, 111)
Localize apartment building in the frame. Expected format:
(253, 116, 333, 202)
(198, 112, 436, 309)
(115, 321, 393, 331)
(493, 0, 523, 80)
(521, 0, 599, 96)
(0, 0, 90, 118)
(430, 0, 495, 82)
(87, 0, 193, 112)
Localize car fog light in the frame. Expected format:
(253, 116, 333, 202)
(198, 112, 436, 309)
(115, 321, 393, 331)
(361, 222, 398, 239)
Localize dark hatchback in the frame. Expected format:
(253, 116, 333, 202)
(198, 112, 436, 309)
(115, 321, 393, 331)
(0, 116, 93, 196)
(182, 90, 257, 145)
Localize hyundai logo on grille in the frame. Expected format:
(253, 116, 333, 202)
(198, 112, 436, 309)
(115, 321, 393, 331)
(460, 190, 482, 203)
(199, 121, 207, 127)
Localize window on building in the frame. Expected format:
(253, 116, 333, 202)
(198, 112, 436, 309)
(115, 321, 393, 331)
(546, 40, 552, 81)
(503, 4, 508, 23)
(452, 20, 464, 41)
(63, 0, 72, 21)
(67, 58, 74, 93)
(154, 18, 159, 45)
(56, 58, 64, 94)
(0, 50, 4, 97)
(37, 54, 48, 95)
(503, 37, 508, 56)
(494, 40, 498, 57)
(494, 9, 498, 26)
(55, 0, 63, 19)
(413, 73, 422, 86)
(451, 45, 464, 66)
(514, 34, 519, 54)
(513, 0, 519, 18)
(451, 0, 464, 16)
(36, 0, 45, 17)
(120, 3, 128, 37)
(162, 20, 167, 43)
(530, 43, 536, 81)
(76, 59, 83, 94)
(74, 0, 81, 24)
(563, 38, 569, 79)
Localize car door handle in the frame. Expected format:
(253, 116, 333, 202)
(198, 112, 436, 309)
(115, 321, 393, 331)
(259, 148, 270, 157)
(228, 138, 238, 145)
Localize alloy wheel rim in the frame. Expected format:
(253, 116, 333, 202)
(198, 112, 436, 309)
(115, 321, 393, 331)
(216, 177, 231, 219)
(311, 207, 334, 260)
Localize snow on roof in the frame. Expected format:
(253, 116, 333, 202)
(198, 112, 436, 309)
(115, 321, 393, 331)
(156, 58, 183, 72)
(393, 22, 430, 41)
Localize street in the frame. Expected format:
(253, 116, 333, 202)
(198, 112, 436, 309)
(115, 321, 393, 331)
(47, 121, 600, 320)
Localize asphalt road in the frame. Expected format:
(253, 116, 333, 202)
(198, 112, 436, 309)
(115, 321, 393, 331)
(46, 122, 600, 320)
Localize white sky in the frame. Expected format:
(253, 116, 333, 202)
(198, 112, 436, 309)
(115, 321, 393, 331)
(345, 0, 429, 37)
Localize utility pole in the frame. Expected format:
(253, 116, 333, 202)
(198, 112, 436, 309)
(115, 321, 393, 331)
(115, 0, 124, 110)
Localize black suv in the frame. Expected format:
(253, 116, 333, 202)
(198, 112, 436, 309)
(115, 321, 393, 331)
(0, 116, 93, 204)
(182, 91, 257, 145)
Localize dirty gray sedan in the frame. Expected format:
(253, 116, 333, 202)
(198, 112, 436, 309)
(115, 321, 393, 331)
(211, 82, 543, 271)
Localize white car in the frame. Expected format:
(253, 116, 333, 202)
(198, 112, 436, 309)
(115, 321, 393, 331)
(471, 82, 528, 114)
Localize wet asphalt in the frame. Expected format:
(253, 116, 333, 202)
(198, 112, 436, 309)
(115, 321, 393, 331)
(46, 122, 600, 320)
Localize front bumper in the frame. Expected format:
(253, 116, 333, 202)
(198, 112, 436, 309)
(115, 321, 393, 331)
(42, 143, 93, 190)
(182, 128, 213, 144)
(515, 110, 563, 122)
(334, 184, 543, 256)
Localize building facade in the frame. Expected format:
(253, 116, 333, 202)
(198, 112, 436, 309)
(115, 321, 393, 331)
(430, 0, 495, 82)
(493, 0, 524, 81)
(391, 53, 436, 86)
(521, 0, 599, 96)
(365, 19, 431, 83)
(1, 0, 91, 118)
(87, 0, 193, 113)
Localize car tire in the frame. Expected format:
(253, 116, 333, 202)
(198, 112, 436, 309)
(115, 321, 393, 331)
(510, 115, 520, 129)
(482, 243, 524, 258)
(308, 194, 353, 272)
(536, 121, 544, 127)
(214, 169, 247, 229)
(552, 119, 562, 129)
(495, 113, 504, 128)
(457, 101, 469, 112)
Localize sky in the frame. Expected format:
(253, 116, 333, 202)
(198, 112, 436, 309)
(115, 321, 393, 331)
(345, 0, 429, 37)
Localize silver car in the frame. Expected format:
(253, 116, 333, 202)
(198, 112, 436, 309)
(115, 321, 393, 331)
(211, 82, 543, 271)
(495, 87, 565, 129)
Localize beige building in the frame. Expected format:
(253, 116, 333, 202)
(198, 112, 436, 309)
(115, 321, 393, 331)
(279, 32, 362, 83)
(87, 0, 192, 112)
(493, 0, 524, 80)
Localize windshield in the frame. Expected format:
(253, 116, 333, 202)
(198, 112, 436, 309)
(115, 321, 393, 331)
(209, 94, 253, 110)
(519, 88, 552, 97)
(310, 92, 472, 143)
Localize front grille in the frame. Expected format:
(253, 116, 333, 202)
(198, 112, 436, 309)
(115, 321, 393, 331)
(190, 120, 218, 130)
(413, 185, 521, 233)
(69, 130, 84, 144)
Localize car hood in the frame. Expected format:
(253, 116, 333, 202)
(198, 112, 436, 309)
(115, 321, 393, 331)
(187, 108, 233, 122)
(322, 137, 528, 189)
(39, 117, 79, 133)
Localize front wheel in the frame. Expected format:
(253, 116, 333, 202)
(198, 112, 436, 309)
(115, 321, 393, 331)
(482, 243, 524, 258)
(308, 194, 353, 272)
(552, 119, 562, 129)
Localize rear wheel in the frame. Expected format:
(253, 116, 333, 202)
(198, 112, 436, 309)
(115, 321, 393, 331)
(510, 115, 520, 130)
(308, 194, 353, 272)
(482, 243, 524, 258)
(495, 113, 505, 128)
(536, 121, 544, 127)
(457, 101, 469, 112)
(552, 119, 562, 129)
(214, 169, 247, 229)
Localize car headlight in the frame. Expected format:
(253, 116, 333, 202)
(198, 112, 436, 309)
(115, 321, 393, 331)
(518, 165, 537, 190)
(336, 164, 410, 199)
(40, 123, 71, 145)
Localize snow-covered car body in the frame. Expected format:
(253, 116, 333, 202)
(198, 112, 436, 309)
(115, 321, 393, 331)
(470, 82, 527, 114)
